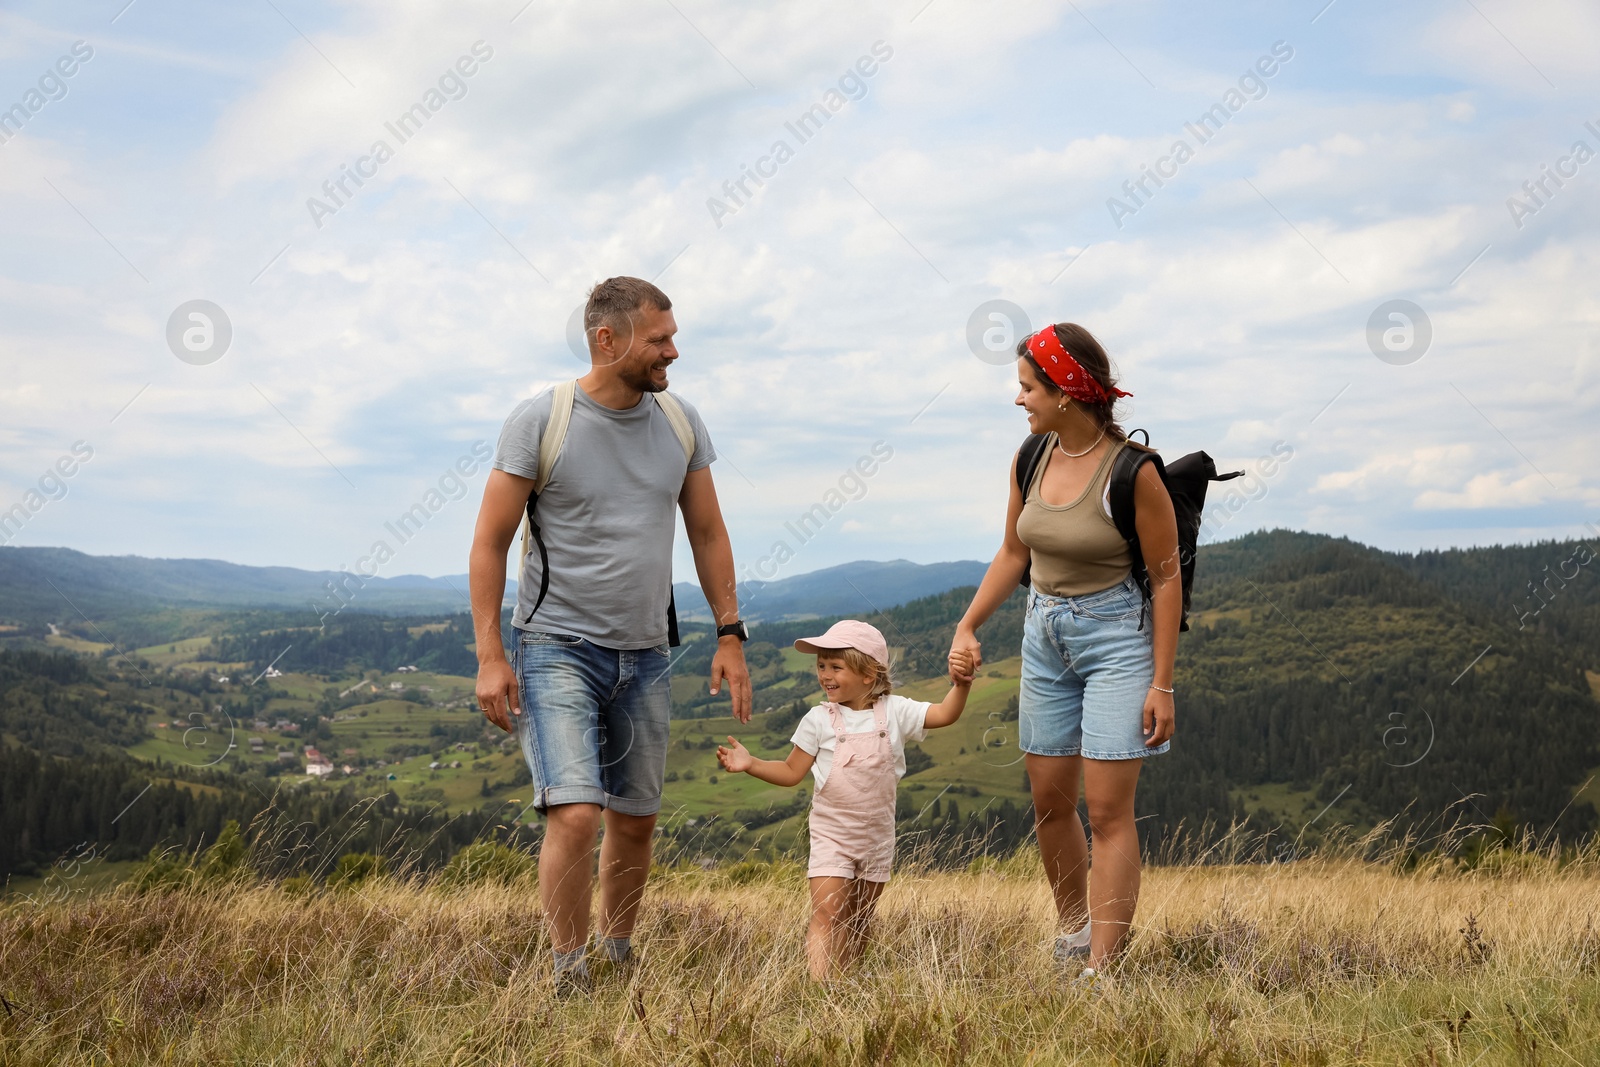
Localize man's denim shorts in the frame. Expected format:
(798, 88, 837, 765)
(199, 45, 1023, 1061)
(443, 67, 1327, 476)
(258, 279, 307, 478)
(1019, 576, 1169, 761)
(511, 629, 673, 815)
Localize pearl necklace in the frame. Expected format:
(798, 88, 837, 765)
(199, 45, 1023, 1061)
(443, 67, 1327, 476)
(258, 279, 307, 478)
(1056, 427, 1106, 459)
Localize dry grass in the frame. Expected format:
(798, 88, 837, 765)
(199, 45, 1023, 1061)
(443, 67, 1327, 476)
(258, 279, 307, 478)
(4, 851, 1600, 1065)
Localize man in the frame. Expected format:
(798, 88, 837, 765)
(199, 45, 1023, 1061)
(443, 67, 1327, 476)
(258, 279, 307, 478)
(471, 276, 751, 994)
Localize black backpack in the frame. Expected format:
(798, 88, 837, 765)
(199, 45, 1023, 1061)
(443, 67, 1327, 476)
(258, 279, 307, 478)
(1015, 430, 1242, 631)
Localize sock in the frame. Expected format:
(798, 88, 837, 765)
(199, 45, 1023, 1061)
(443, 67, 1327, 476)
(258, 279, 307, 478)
(1060, 921, 1091, 947)
(553, 946, 589, 978)
(598, 936, 632, 963)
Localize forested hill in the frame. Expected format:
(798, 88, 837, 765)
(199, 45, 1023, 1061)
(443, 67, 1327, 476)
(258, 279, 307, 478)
(678, 529, 1600, 849)
(1159, 530, 1598, 849)
(2, 529, 1595, 881)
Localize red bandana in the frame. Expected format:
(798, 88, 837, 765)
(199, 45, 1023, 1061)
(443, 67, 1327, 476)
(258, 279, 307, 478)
(1025, 328, 1132, 403)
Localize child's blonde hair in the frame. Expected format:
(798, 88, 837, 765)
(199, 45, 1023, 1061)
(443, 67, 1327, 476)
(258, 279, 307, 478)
(818, 647, 893, 701)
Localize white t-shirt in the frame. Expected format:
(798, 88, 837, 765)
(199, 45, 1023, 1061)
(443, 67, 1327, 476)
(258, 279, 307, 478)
(790, 695, 931, 791)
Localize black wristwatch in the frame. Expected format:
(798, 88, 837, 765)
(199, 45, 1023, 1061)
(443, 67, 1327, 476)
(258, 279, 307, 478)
(716, 620, 749, 642)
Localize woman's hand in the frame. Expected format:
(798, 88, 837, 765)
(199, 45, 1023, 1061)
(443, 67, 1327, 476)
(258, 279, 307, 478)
(1143, 689, 1175, 747)
(948, 628, 982, 684)
(947, 648, 975, 686)
(717, 736, 753, 773)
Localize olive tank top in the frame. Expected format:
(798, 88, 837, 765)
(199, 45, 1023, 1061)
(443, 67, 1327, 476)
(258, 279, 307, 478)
(1015, 434, 1132, 597)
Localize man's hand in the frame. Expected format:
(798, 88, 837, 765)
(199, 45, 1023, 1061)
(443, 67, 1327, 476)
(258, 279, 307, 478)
(709, 637, 752, 723)
(477, 658, 521, 733)
(716, 736, 753, 773)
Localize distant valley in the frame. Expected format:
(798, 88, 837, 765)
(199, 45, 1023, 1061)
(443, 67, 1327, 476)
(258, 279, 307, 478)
(2, 530, 1597, 893)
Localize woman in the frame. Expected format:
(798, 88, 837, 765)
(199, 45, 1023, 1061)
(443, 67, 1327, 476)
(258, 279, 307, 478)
(949, 322, 1178, 979)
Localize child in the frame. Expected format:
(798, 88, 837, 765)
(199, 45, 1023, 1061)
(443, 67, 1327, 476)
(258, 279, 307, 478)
(716, 620, 972, 980)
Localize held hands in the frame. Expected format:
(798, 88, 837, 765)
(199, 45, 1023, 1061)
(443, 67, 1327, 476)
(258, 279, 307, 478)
(1143, 687, 1175, 747)
(948, 630, 981, 684)
(947, 647, 976, 686)
(716, 736, 753, 774)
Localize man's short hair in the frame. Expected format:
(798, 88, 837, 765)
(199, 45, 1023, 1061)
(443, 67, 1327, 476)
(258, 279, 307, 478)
(584, 277, 672, 341)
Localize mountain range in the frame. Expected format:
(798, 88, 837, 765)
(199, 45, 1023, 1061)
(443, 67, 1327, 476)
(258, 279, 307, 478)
(670, 559, 988, 623)
(0, 545, 987, 626)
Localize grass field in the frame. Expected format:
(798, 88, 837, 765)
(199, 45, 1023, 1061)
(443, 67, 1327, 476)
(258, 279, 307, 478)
(4, 851, 1598, 1065)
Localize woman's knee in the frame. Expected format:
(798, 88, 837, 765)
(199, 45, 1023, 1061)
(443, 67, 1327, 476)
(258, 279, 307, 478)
(1026, 757, 1080, 816)
(1032, 792, 1081, 826)
(1084, 794, 1135, 835)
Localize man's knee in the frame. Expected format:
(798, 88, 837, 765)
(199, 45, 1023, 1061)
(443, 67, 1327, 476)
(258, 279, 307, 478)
(545, 802, 603, 841)
(603, 810, 658, 846)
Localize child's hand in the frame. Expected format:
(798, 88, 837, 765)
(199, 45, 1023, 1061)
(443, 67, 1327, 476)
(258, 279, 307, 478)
(716, 736, 753, 774)
(947, 648, 975, 685)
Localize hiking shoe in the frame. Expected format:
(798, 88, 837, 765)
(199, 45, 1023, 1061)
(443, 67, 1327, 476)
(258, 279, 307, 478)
(552, 965, 593, 999)
(591, 947, 638, 984)
(1052, 923, 1091, 966)
(1074, 966, 1113, 994)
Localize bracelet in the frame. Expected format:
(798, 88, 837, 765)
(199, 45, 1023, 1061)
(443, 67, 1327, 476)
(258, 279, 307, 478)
(1150, 683, 1174, 694)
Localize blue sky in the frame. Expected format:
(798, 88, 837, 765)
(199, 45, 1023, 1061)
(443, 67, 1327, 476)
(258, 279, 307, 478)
(1, 0, 1596, 586)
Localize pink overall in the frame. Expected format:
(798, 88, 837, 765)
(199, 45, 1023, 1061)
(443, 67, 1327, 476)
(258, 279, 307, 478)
(807, 700, 897, 882)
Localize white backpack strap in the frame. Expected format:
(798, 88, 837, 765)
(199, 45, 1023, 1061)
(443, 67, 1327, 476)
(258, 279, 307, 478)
(521, 380, 578, 568)
(652, 390, 696, 463)
(653, 389, 696, 648)
(536, 380, 578, 493)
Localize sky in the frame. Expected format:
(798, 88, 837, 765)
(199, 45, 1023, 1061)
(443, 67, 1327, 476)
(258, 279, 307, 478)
(2, 0, 1597, 589)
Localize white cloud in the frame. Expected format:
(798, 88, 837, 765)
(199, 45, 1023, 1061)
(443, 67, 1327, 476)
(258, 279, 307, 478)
(1, 0, 1597, 573)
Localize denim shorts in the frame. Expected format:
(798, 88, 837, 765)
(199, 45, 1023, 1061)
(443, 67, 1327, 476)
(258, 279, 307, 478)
(1019, 576, 1169, 761)
(512, 629, 673, 815)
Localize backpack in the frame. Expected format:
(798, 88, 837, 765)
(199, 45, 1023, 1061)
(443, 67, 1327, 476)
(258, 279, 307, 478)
(518, 380, 696, 645)
(1015, 430, 1242, 631)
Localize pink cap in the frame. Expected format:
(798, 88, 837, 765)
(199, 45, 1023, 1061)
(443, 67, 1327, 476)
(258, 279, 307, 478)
(793, 620, 889, 669)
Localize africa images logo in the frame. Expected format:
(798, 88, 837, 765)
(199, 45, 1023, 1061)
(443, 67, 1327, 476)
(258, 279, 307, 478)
(1106, 41, 1294, 229)
(304, 42, 494, 229)
(706, 41, 893, 229)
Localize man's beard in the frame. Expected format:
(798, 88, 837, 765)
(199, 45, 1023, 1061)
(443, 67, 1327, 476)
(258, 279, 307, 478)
(620, 362, 667, 393)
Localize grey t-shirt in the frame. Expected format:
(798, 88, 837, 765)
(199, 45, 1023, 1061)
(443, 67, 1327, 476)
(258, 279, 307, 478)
(492, 384, 715, 649)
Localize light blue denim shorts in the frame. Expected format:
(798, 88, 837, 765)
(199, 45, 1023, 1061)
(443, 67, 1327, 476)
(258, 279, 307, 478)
(512, 629, 673, 815)
(1019, 576, 1169, 760)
